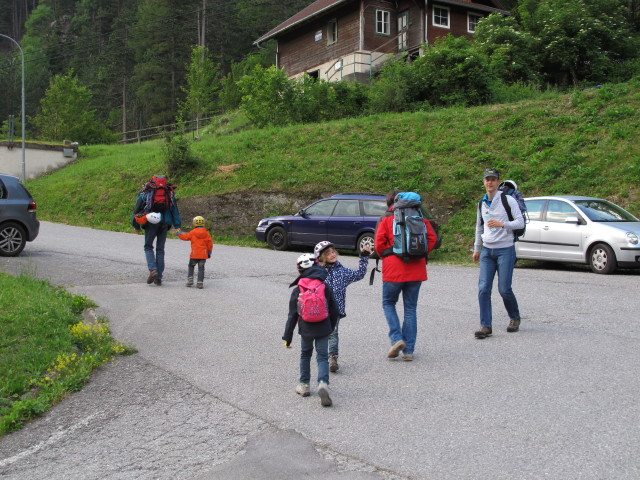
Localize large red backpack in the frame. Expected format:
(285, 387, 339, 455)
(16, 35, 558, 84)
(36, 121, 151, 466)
(151, 175, 170, 213)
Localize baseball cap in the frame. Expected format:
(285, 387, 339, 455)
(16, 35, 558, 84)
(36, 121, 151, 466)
(483, 168, 500, 179)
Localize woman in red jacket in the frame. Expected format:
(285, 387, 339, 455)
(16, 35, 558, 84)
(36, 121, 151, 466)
(374, 190, 438, 361)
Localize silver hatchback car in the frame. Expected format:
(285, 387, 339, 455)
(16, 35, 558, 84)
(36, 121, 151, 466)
(515, 195, 640, 274)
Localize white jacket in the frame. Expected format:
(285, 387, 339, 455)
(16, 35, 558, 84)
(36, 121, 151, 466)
(474, 190, 524, 251)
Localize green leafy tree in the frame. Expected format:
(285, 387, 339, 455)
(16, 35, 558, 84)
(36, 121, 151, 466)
(238, 65, 295, 127)
(517, 0, 636, 85)
(220, 49, 276, 111)
(412, 35, 494, 107)
(180, 45, 220, 131)
(368, 56, 421, 113)
(473, 13, 540, 85)
(33, 72, 112, 144)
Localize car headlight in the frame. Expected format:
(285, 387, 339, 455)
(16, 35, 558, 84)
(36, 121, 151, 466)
(626, 232, 639, 245)
(257, 219, 268, 228)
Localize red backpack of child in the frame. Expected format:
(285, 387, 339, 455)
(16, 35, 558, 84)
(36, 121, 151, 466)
(297, 278, 328, 322)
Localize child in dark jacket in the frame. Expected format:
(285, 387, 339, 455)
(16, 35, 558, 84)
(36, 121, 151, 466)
(176, 216, 213, 289)
(283, 253, 339, 407)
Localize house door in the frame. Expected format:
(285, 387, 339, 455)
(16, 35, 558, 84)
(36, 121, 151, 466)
(398, 11, 408, 51)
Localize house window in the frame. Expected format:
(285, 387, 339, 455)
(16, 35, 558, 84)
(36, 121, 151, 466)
(468, 13, 482, 33)
(376, 9, 391, 36)
(398, 11, 408, 51)
(327, 18, 338, 44)
(433, 6, 450, 29)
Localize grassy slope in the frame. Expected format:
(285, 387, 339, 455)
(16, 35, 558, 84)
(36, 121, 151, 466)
(26, 80, 640, 260)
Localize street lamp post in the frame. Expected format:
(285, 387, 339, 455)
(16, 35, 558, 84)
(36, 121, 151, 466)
(0, 34, 26, 183)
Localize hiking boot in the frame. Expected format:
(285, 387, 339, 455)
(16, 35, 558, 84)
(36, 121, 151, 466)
(295, 383, 310, 397)
(507, 318, 521, 333)
(387, 340, 406, 358)
(196, 282, 203, 289)
(153, 277, 162, 286)
(475, 326, 492, 339)
(329, 354, 339, 372)
(317, 382, 332, 407)
(146, 270, 158, 284)
(402, 353, 414, 362)
(186, 278, 193, 287)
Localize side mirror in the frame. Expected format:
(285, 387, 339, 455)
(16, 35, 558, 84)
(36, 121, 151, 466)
(297, 209, 306, 217)
(565, 216, 580, 224)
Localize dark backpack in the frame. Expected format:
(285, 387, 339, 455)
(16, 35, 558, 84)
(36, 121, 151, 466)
(392, 192, 429, 260)
(297, 278, 329, 322)
(139, 175, 175, 215)
(478, 180, 528, 241)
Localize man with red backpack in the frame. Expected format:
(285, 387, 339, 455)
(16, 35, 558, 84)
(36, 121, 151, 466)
(132, 175, 182, 285)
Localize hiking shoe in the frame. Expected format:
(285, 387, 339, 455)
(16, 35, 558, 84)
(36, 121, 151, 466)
(317, 382, 332, 407)
(387, 340, 406, 358)
(507, 318, 521, 333)
(196, 282, 203, 289)
(295, 383, 310, 397)
(475, 326, 492, 339)
(329, 354, 339, 372)
(146, 270, 158, 284)
(186, 278, 193, 287)
(402, 353, 414, 362)
(153, 277, 162, 286)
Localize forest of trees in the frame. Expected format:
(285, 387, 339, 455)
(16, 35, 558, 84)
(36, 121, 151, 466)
(0, 0, 314, 141)
(0, 0, 639, 143)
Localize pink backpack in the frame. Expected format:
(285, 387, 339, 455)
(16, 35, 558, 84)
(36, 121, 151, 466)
(297, 278, 329, 322)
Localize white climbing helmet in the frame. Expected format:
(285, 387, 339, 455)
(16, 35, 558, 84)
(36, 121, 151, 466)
(146, 212, 162, 224)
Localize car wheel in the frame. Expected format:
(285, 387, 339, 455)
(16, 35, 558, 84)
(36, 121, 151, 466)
(266, 226, 289, 251)
(0, 222, 27, 257)
(589, 243, 617, 274)
(357, 232, 374, 255)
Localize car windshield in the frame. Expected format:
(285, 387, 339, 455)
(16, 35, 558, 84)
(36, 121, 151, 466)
(574, 200, 638, 222)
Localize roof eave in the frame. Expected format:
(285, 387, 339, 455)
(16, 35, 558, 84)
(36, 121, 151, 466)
(254, 0, 351, 45)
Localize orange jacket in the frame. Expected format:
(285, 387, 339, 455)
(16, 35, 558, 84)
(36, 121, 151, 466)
(178, 227, 213, 259)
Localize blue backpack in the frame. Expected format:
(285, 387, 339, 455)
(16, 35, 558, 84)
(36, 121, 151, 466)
(392, 192, 429, 261)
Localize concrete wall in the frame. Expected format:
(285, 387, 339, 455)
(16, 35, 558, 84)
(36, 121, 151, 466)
(0, 142, 77, 180)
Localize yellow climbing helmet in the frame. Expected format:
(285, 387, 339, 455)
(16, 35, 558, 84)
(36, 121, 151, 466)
(193, 216, 205, 227)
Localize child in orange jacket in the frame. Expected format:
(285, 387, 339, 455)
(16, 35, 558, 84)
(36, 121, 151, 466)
(176, 216, 213, 289)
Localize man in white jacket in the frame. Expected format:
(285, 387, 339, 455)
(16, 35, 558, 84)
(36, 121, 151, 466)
(472, 168, 525, 339)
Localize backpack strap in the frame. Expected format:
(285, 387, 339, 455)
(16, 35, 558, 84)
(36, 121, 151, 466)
(500, 193, 514, 221)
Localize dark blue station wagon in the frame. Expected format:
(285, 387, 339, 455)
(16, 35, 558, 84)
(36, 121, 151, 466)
(255, 193, 388, 253)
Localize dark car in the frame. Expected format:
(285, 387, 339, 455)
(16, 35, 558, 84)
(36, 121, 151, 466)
(0, 174, 40, 256)
(256, 193, 389, 253)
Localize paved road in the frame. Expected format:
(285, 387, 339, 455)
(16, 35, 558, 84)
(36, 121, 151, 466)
(1, 222, 639, 479)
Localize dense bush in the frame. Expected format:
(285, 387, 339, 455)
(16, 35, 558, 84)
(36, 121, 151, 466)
(411, 35, 495, 107)
(162, 130, 199, 178)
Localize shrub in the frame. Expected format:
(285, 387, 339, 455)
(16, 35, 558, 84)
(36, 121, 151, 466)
(162, 130, 199, 178)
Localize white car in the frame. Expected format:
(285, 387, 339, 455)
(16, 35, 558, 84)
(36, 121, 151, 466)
(515, 195, 640, 274)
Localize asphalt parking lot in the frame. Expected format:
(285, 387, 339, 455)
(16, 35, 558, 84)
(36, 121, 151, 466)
(1, 222, 639, 479)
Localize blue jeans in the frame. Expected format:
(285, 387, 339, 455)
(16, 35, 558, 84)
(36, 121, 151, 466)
(143, 223, 169, 279)
(382, 281, 422, 355)
(328, 318, 341, 356)
(299, 335, 329, 385)
(478, 246, 520, 327)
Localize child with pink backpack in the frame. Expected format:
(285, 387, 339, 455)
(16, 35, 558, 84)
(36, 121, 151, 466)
(283, 253, 339, 407)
